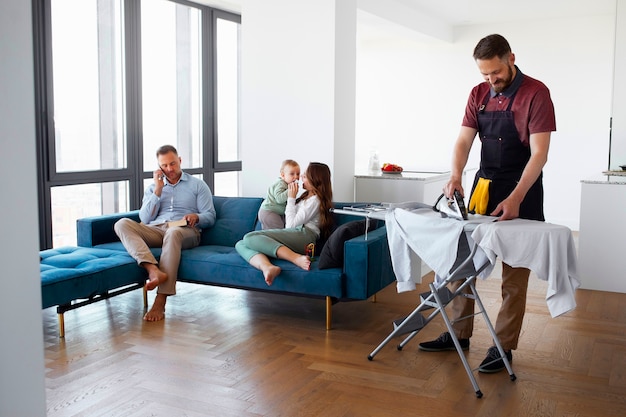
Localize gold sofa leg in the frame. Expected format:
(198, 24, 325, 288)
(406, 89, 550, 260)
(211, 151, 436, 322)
(143, 285, 148, 309)
(326, 296, 332, 330)
(58, 313, 65, 338)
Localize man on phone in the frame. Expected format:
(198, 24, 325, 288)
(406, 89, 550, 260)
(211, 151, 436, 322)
(114, 145, 216, 321)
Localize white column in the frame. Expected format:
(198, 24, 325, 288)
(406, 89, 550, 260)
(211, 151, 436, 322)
(240, 0, 339, 198)
(333, 0, 358, 201)
(0, 1, 47, 415)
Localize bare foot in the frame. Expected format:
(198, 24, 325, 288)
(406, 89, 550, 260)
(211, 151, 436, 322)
(145, 268, 167, 291)
(262, 265, 281, 286)
(293, 255, 311, 271)
(144, 294, 167, 321)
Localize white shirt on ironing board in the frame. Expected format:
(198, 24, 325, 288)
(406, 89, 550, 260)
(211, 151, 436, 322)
(384, 205, 580, 318)
(470, 219, 580, 317)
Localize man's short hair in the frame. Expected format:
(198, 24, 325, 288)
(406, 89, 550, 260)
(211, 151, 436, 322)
(156, 145, 178, 157)
(473, 34, 512, 61)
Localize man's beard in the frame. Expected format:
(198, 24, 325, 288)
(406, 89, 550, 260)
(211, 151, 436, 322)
(491, 64, 514, 93)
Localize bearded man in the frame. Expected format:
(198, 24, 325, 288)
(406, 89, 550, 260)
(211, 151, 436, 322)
(418, 34, 556, 373)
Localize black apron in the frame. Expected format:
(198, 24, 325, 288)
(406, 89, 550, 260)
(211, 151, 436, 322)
(470, 90, 544, 221)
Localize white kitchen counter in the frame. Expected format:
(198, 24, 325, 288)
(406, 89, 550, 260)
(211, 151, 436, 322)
(354, 171, 454, 205)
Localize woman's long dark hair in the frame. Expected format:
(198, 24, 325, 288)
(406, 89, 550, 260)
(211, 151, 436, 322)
(296, 162, 334, 239)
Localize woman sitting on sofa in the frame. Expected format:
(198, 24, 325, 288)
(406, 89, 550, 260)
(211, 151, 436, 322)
(235, 162, 334, 285)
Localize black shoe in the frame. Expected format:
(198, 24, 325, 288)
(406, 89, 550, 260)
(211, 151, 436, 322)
(478, 346, 512, 373)
(418, 332, 470, 352)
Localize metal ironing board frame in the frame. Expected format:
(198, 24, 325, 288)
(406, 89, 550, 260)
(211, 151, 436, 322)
(367, 236, 516, 398)
(331, 205, 516, 398)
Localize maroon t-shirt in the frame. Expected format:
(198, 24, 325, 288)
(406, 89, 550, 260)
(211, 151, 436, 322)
(462, 69, 556, 146)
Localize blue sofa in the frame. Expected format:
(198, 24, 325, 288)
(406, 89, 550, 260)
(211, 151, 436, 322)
(75, 196, 396, 329)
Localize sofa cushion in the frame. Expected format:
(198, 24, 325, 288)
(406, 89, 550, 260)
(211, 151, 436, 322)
(200, 196, 263, 247)
(318, 220, 373, 269)
(179, 246, 344, 298)
(40, 246, 146, 309)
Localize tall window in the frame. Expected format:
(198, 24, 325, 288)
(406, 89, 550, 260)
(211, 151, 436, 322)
(33, 0, 241, 248)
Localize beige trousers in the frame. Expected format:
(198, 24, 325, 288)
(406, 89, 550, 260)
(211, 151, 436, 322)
(114, 218, 200, 295)
(450, 263, 530, 350)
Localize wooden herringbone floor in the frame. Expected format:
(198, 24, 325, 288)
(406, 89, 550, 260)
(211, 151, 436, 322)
(43, 264, 626, 417)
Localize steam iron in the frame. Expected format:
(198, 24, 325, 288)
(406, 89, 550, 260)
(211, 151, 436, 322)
(433, 190, 468, 220)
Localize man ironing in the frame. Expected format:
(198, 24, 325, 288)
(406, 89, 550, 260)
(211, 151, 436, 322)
(418, 34, 556, 373)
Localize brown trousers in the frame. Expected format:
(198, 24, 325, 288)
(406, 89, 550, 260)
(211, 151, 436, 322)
(450, 263, 530, 350)
(114, 218, 200, 295)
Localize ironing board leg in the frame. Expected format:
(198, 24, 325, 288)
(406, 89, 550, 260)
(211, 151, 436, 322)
(396, 305, 441, 350)
(471, 282, 516, 381)
(368, 300, 434, 360)
(431, 281, 483, 398)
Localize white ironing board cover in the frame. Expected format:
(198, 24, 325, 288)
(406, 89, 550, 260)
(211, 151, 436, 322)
(385, 205, 580, 318)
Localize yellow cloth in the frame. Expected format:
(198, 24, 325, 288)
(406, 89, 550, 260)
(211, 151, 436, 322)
(468, 177, 491, 214)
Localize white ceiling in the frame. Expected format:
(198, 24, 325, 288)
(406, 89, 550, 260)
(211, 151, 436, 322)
(200, 1, 619, 43)
(197, 1, 618, 24)
(391, 0, 617, 26)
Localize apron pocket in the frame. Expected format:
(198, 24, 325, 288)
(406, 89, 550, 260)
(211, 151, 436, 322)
(481, 136, 502, 170)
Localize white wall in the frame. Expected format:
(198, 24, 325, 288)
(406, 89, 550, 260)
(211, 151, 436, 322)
(332, 0, 358, 200)
(0, 0, 48, 415)
(240, 0, 343, 198)
(355, 16, 614, 229)
(611, 0, 626, 169)
(239, 0, 614, 229)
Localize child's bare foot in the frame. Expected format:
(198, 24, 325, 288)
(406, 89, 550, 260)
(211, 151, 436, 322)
(146, 269, 167, 291)
(263, 265, 281, 286)
(144, 294, 167, 321)
(293, 255, 311, 271)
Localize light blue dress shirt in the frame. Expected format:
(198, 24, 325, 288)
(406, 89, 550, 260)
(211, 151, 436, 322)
(139, 172, 216, 229)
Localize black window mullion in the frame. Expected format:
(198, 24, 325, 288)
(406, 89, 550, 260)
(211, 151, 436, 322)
(33, 0, 53, 249)
(202, 7, 215, 189)
(124, 0, 144, 210)
(47, 169, 134, 184)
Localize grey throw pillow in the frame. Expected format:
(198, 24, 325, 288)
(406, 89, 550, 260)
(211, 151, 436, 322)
(318, 220, 370, 269)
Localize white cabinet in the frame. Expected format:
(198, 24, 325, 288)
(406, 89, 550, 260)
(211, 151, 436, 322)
(354, 171, 452, 204)
(578, 178, 626, 293)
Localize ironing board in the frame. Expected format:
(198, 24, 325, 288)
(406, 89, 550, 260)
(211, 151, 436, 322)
(335, 203, 580, 398)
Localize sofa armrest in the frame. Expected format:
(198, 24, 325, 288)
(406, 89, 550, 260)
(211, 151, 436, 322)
(77, 211, 140, 247)
(343, 226, 396, 299)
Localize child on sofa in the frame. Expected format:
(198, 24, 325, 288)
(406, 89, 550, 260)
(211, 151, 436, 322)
(236, 162, 334, 285)
(258, 159, 300, 229)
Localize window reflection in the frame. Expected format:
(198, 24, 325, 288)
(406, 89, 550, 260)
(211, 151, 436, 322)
(216, 17, 240, 162)
(51, 0, 125, 172)
(51, 182, 128, 247)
